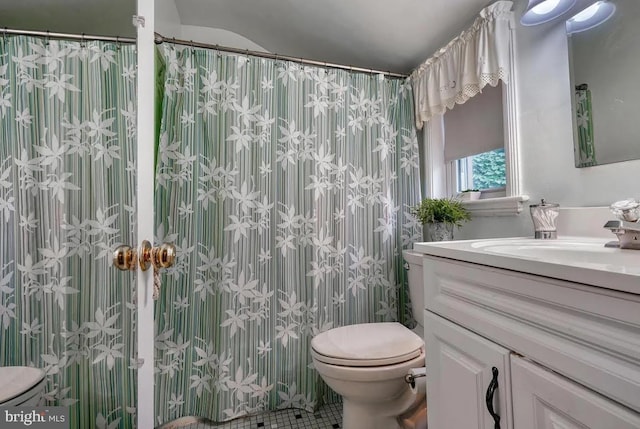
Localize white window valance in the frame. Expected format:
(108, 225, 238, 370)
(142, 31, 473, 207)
(411, 1, 514, 129)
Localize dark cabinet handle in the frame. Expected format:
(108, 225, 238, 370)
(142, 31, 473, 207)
(485, 366, 501, 429)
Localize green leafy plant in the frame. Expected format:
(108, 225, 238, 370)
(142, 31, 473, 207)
(411, 198, 471, 227)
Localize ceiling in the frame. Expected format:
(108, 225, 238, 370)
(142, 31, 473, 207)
(0, 0, 496, 74)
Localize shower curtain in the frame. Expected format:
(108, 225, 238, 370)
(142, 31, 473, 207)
(154, 43, 422, 423)
(0, 36, 137, 428)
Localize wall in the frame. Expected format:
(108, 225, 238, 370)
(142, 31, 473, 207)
(181, 26, 268, 52)
(456, 0, 640, 239)
(155, 0, 181, 37)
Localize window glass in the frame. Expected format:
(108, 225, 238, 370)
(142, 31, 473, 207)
(456, 148, 506, 191)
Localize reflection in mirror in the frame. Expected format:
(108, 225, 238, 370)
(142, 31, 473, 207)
(568, 0, 640, 167)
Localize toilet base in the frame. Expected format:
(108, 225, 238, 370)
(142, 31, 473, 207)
(398, 400, 428, 429)
(342, 399, 401, 429)
(312, 351, 426, 429)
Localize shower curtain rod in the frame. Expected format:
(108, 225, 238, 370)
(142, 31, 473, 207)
(154, 33, 409, 79)
(1, 28, 136, 44)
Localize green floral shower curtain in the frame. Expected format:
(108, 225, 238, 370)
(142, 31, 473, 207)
(154, 44, 422, 423)
(0, 36, 137, 428)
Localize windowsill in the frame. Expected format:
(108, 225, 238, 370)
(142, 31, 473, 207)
(461, 195, 530, 217)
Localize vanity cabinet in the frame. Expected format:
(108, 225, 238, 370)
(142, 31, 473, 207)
(425, 311, 513, 429)
(421, 255, 640, 429)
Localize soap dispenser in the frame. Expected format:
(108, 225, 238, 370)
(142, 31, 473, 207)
(529, 199, 559, 239)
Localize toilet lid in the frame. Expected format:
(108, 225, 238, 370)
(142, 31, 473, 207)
(0, 366, 46, 403)
(311, 322, 424, 367)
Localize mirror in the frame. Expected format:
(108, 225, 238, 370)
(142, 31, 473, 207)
(568, 0, 640, 167)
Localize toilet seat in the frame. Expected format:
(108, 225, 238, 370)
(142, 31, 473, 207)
(0, 366, 46, 406)
(311, 322, 424, 367)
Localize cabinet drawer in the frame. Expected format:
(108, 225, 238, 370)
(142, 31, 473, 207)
(423, 256, 640, 412)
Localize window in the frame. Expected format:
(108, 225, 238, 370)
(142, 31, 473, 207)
(443, 83, 506, 198)
(414, 1, 527, 216)
(423, 84, 529, 216)
(456, 148, 506, 193)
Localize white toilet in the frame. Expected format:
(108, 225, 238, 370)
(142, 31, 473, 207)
(0, 366, 46, 406)
(311, 250, 427, 429)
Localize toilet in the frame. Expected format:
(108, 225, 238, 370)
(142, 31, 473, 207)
(0, 366, 46, 406)
(311, 250, 427, 429)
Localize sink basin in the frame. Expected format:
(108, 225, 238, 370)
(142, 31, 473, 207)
(470, 238, 640, 273)
(414, 237, 640, 293)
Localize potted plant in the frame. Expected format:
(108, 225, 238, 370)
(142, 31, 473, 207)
(411, 198, 471, 241)
(457, 189, 481, 201)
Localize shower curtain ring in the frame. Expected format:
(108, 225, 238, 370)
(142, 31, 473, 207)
(80, 33, 86, 48)
(45, 30, 50, 46)
(116, 36, 121, 51)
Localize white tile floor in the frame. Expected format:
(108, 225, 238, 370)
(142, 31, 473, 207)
(158, 403, 342, 429)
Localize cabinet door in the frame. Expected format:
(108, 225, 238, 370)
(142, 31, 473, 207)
(425, 311, 513, 429)
(511, 356, 640, 429)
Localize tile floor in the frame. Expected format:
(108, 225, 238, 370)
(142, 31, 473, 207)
(158, 403, 342, 429)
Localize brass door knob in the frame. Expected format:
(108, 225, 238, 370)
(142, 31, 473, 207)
(113, 245, 137, 271)
(153, 243, 176, 269)
(138, 240, 153, 271)
(113, 241, 176, 272)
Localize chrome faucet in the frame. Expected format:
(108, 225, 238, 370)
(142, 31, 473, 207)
(605, 199, 640, 249)
(604, 220, 640, 250)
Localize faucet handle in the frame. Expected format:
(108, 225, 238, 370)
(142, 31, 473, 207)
(604, 219, 640, 233)
(610, 199, 640, 222)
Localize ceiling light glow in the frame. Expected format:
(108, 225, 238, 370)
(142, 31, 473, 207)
(566, 1, 616, 34)
(521, 0, 577, 26)
(570, 1, 602, 22)
(531, 0, 561, 15)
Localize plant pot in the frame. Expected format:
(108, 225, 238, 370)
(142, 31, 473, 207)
(424, 222, 454, 242)
(458, 191, 481, 201)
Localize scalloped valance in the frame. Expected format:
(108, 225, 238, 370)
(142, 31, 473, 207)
(411, 1, 514, 129)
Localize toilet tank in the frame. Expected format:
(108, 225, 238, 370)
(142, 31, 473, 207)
(402, 250, 424, 335)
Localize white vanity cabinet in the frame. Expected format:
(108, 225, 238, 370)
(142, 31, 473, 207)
(419, 253, 640, 429)
(425, 311, 513, 429)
